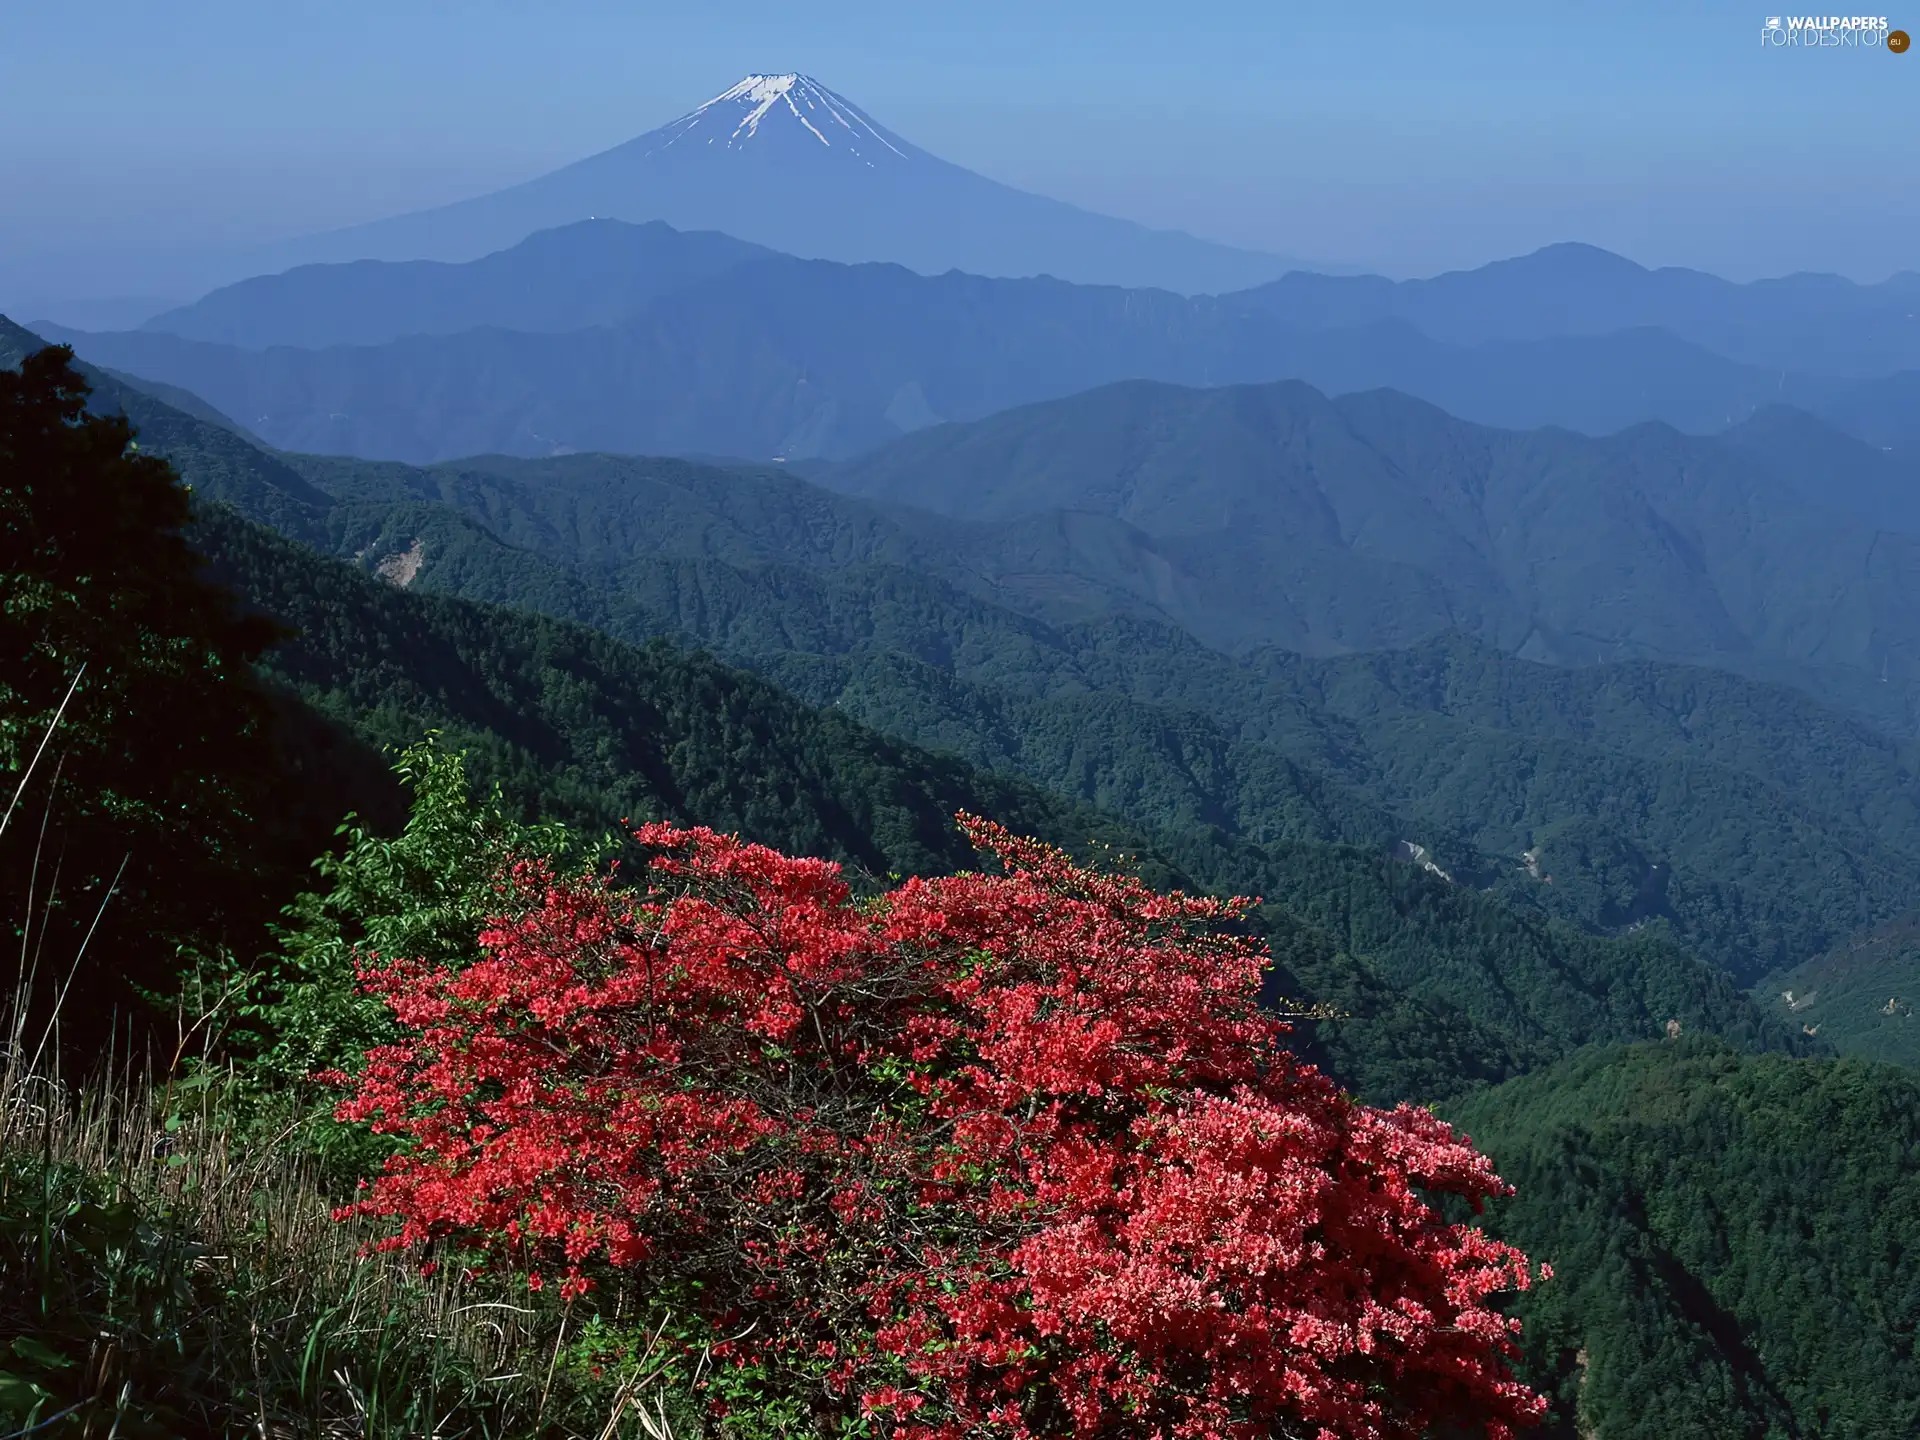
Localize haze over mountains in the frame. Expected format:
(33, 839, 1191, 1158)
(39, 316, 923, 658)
(36, 218, 1920, 466)
(14, 145, 1920, 1422)
(137, 222, 777, 350)
(17, 285, 1920, 733)
(236, 73, 1303, 296)
(28, 74, 1920, 478)
(23, 150, 1920, 730)
(811, 379, 1920, 717)
(15, 39, 1920, 1438)
(1239, 242, 1920, 377)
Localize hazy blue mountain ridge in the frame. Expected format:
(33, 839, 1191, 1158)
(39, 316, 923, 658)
(46, 225, 1920, 464)
(1237, 241, 1920, 376)
(138, 220, 775, 348)
(815, 377, 1920, 722)
(17, 306, 1920, 728)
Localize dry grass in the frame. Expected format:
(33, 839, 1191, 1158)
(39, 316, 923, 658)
(0, 700, 684, 1438)
(1, 1019, 687, 1439)
(4, 1021, 499, 1434)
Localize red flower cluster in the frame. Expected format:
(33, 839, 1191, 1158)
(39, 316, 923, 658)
(334, 816, 1545, 1438)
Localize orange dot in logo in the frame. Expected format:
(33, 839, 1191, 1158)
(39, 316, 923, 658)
(1890, 28, 1912, 51)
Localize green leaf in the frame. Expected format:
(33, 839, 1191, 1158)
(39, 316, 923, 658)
(10, 1335, 74, 1370)
(0, 1371, 51, 1426)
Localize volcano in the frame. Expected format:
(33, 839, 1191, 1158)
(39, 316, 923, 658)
(248, 73, 1300, 295)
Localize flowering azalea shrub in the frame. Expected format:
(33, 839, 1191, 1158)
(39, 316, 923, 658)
(333, 815, 1547, 1438)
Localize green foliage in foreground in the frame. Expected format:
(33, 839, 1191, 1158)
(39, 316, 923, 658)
(0, 1072, 698, 1439)
(222, 741, 594, 1179)
(1451, 1040, 1920, 1439)
(0, 346, 349, 1027)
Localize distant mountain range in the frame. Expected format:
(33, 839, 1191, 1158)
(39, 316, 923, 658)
(236, 73, 1307, 296)
(1237, 242, 1920, 377)
(130, 222, 1920, 372)
(811, 375, 1920, 721)
(15, 307, 1920, 990)
(20, 292, 1917, 736)
(32, 222, 1920, 463)
(136, 222, 775, 349)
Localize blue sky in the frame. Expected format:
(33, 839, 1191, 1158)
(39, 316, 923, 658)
(2, 0, 1915, 300)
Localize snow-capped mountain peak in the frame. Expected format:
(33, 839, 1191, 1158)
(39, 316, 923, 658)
(246, 70, 1302, 295)
(655, 73, 911, 166)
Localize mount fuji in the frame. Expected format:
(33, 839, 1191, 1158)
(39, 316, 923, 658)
(242, 74, 1304, 295)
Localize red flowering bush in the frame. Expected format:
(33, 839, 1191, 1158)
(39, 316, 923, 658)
(334, 815, 1546, 1438)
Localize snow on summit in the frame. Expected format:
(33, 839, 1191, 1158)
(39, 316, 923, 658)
(249, 69, 1300, 294)
(653, 73, 911, 166)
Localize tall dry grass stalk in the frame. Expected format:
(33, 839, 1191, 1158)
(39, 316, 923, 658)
(1, 1003, 687, 1439)
(1, 690, 681, 1437)
(1, 1021, 545, 1435)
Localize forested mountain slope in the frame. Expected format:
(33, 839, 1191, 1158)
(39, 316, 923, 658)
(1452, 1040, 1920, 1437)
(1763, 910, 1920, 1068)
(133, 411, 1920, 986)
(196, 503, 1801, 1103)
(14, 308, 1912, 991)
(819, 377, 1920, 719)
(198, 504, 1105, 880)
(4, 324, 1812, 1107)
